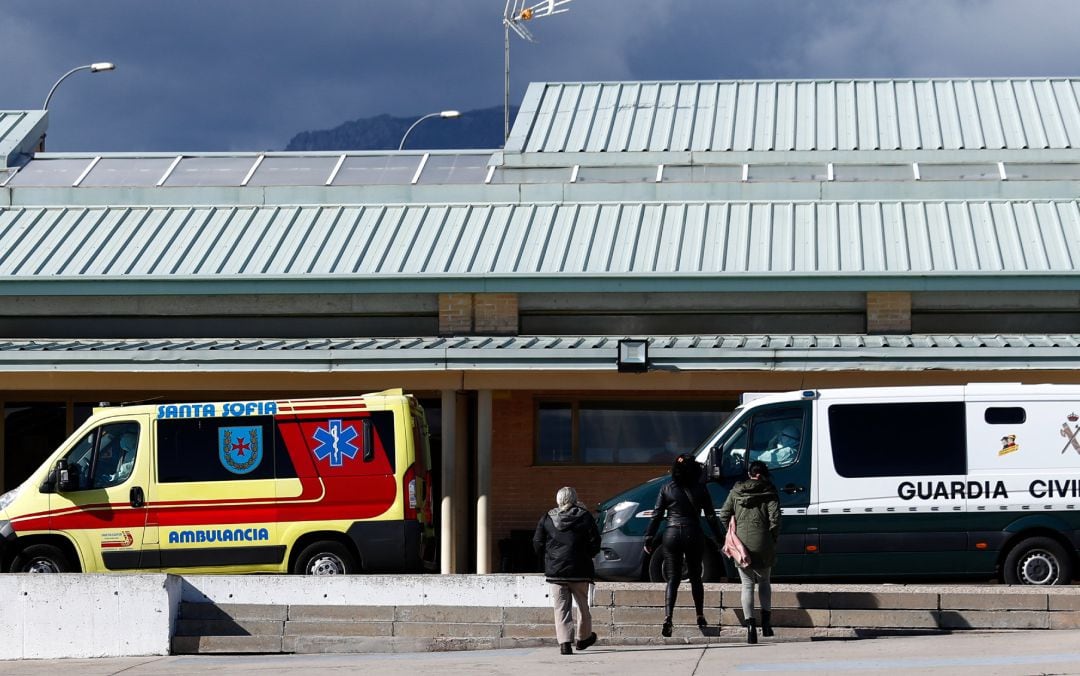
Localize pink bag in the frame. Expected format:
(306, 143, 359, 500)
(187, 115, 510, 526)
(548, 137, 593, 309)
(721, 516, 751, 568)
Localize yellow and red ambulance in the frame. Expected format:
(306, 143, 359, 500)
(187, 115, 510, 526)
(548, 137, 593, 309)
(0, 389, 435, 574)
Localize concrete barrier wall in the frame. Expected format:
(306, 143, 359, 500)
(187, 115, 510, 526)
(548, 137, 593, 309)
(179, 574, 552, 607)
(6, 575, 1080, 660)
(0, 574, 181, 660)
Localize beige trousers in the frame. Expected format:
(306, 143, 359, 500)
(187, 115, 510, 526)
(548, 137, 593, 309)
(549, 581, 592, 644)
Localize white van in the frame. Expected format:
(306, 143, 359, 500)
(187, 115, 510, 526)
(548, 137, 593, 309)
(595, 384, 1080, 585)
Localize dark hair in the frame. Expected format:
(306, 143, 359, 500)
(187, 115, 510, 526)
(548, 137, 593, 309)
(671, 453, 702, 486)
(748, 460, 770, 479)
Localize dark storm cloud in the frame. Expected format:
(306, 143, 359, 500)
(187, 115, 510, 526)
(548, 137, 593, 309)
(2, 1, 1079, 152)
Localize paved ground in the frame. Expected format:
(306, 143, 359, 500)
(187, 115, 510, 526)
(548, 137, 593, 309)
(2, 630, 1080, 675)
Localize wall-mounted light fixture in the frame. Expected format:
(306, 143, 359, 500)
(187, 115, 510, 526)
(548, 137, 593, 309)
(617, 339, 649, 373)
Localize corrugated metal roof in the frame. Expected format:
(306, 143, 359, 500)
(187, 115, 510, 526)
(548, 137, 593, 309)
(508, 79, 1080, 153)
(0, 110, 47, 168)
(0, 335, 1077, 372)
(1, 200, 1078, 293)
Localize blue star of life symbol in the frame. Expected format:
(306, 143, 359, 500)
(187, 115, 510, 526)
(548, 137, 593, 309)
(312, 419, 359, 467)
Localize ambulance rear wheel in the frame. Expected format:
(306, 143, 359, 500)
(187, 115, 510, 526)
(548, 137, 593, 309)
(11, 544, 72, 573)
(295, 541, 357, 575)
(1002, 537, 1072, 585)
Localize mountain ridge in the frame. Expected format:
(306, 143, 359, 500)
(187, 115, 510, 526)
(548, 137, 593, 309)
(285, 105, 515, 151)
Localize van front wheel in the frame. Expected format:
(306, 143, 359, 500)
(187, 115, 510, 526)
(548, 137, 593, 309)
(1002, 537, 1072, 585)
(11, 544, 72, 573)
(294, 541, 357, 575)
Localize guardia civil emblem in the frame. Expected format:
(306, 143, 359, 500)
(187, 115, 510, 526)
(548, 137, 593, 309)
(219, 426, 263, 475)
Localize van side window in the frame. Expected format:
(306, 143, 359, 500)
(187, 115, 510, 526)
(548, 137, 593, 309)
(748, 407, 804, 471)
(828, 402, 966, 477)
(720, 406, 804, 475)
(157, 415, 296, 483)
(61, 421, 141, 490)
(984, 407, 1026, 424)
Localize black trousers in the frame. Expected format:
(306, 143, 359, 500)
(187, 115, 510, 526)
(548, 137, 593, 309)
(662, 524, 705, 619)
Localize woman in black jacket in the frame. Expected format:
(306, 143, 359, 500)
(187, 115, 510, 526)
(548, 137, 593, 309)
(644, 453, 723, 637)
(533, 486, 601, 655)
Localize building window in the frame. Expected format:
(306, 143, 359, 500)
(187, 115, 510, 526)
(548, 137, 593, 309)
(536, 399, 734, 465)
(828, 402, 966, 477)
(3, 402, 67, 490)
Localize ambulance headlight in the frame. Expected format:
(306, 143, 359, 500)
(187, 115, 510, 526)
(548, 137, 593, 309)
(0, 486, 21, 511)
(602, 501, 638, 534)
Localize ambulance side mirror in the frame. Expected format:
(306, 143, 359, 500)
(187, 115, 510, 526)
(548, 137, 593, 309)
(56, 460, 78, 492)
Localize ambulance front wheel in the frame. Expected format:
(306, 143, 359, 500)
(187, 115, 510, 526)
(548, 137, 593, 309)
(1002, 536, 1073, 585)
(10, 544, 73, 573)
(295, 541, 358, 575)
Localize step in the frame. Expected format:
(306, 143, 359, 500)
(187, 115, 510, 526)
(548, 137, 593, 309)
(171, 583, 1080, 655)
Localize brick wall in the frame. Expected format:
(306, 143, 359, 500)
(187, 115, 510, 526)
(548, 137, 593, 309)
(866, 291, 912, 334)
(474, 294, 519, 335)
(489, 391, 671, 547)
(438, 293, 473, 335)
(439, 293, 519, 335)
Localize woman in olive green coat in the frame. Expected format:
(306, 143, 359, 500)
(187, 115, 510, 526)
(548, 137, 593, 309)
(718, 460, 780, 643)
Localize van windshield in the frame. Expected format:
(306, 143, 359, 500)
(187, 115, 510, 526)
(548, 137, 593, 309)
(692, 406, 743, 463)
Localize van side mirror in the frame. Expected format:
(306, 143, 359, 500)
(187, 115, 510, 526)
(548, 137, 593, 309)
(706, 445, 723, 481)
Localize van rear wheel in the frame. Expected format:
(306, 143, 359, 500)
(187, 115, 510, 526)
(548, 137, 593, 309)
(1003, 537, 1072, 585)
(294, 541, 357, 575)
(11, 544, 72, 573)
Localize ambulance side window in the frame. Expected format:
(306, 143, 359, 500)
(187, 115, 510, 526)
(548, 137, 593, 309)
(157, 415, 296, 483)
(60, 422, 141, 490)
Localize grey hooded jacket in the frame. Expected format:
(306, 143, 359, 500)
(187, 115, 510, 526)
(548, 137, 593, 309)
(532, 504, 601, 583)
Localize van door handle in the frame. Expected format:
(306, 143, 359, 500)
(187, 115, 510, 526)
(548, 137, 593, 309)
(782, 484, 805, 495)
(130, 486, 145, 508)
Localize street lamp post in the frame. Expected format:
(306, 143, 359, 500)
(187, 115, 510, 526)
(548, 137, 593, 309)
(39, 62, 116, 151)
(43, 62, 116, 110)
(398, 110, 461, 151)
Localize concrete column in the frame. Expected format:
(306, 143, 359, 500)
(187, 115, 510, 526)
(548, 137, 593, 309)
(439, 389, 457, 574)
(453, 392, 469, 573)
(476, 389, 493, 574)
(0, 403, 5, 490)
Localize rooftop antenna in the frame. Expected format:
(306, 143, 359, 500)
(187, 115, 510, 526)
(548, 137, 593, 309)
(502, 0, 573, 143)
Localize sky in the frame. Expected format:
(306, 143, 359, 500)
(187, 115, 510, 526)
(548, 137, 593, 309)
(4, 0, 1080, 153)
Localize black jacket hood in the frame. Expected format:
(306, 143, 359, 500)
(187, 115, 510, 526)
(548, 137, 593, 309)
(548, 504, 591, 531)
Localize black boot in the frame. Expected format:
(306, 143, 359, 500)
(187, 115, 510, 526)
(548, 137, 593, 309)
(560, 642, 573, 655)
(746, 618, 758, 644)
(761, 611, 774, 637)
(661, 617, 673, 637)
(576, 632, 597, 650)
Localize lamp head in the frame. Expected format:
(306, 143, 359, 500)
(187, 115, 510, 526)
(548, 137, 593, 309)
(439, 110, 461, 119)
(90, 62, 116, 72)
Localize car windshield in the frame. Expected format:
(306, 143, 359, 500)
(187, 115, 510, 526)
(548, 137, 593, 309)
(692, 406, 743, 463)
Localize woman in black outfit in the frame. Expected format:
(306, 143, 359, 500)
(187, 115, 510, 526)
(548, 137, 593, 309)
(644, 453, 723, 636)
